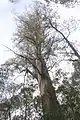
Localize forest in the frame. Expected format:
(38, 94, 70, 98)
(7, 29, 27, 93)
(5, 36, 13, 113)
(0, 0, 80, 119)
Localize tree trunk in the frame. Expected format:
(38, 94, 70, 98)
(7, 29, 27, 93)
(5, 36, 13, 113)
(8, 111, 11, 120)
(24, 106, 27, 120)
(36, 57, 63, 120)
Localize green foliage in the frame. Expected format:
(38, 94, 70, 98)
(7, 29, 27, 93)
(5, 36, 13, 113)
(56, 61, 80, 120)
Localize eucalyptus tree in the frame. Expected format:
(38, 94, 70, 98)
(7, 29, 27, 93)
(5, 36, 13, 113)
(7, 0, 80, 119)
(4, 2, 65, 119)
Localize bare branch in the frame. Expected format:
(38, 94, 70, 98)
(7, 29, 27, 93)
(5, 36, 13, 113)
(20, 68, 38, 80)
(49, 19, 80, 59)
(2, 45, 41, 76)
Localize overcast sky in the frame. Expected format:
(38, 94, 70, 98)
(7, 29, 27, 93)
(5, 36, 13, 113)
(0, 0, 33, 64)
(0, 0, 80, 65)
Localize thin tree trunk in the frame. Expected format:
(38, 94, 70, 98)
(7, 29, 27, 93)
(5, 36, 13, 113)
(8, 111, 11, 120)
(24, 106, 27, 120)
(4, 111, 7, 120)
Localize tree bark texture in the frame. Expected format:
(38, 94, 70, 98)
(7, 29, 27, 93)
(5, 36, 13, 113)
(36, 52, 63, 120)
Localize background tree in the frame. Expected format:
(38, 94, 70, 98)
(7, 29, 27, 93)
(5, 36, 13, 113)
(55, 60, 80, 120)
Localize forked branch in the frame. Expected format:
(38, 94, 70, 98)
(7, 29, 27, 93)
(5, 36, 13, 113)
(2, 45, 41, 76)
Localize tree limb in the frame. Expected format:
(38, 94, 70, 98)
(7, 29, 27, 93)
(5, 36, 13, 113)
(49, 19, 80, 59)
(2, 45, 41, 76)
(20, 68, 38, 80)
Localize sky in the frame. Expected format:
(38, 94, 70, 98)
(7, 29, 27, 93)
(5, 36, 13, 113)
(0, 0, 33, 64)
(0, 0, 80, 66)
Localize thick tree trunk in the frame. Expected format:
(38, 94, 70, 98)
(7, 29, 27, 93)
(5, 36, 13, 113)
(40, 74, 63, 119)
(36, 57, 63, 120)
(41, 82, 62, 120)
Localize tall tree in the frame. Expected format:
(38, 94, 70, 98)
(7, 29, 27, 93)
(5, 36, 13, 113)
(4, 2, 64, 120)
(7, 0, 80, 119)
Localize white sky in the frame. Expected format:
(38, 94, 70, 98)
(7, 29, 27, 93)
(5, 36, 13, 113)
(0, 0, 80, 65)
(0, 0, 33, 64)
